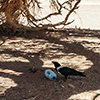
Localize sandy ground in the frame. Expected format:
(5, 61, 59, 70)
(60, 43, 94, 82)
(0, 28, 100, 100)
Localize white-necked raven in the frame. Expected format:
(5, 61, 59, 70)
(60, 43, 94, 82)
(52, 61, 86, 79)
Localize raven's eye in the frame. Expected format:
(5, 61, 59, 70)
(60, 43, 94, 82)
(47, 71, 50, 74)
(52, 77, 56, 80)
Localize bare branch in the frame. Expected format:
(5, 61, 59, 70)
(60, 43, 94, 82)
(0, 0, 81, 34)
(35, 0, 81, 29)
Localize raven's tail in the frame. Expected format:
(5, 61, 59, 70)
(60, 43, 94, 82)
(79, 72, 86, 77)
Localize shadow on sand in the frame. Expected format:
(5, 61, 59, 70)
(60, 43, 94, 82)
(0, 28, 100, 99)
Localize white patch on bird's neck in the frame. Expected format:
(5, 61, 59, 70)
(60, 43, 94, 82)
(56, 66, 64, 77)
(57, 66, 63, 71)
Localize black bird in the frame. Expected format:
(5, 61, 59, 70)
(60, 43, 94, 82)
(52, 61, 86, 79)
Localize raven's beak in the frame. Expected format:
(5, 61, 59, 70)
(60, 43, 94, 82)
(52, 61, 54, 63)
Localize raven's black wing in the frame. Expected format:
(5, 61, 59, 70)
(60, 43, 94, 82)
(58, 67, 86, 77)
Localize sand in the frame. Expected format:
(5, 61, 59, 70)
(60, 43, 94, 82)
(0, 28, 100, 100)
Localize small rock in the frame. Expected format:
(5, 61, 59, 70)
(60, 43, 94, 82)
(30, 67, 37, 73)
(68, 84, 75, 88)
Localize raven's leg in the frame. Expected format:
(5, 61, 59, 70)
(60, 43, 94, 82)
(63, 76, 67, 82)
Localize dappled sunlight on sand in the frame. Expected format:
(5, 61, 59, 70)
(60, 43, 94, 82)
(0, 54, 29, 62)
(68, 89, 100, 100)
(0, 68, 22, 94)
(0, 37, 94, 72)
(61, 36, 100, 54)
(41, 53, 93, 72)
(0, 68, 23, 76)
(0, 32, 100, 98)
(0, 76, 17, 94)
